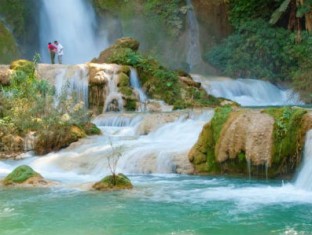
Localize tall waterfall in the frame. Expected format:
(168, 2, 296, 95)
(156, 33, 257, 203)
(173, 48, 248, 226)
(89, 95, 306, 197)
(295, 130, 312, 190)
(192, 75, 303, 106)
(130, 68, 148, 111)
(39, 0, 109, 64)
(186, 0, 202, 71)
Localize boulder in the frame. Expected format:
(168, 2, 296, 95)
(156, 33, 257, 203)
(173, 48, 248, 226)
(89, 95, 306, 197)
(92, 173, 133, 191)
(91, 37, 139, 64)
(2, 165, 48, 187)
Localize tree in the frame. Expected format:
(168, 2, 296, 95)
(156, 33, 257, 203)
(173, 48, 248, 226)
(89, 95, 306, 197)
(270, 0, 312, 41)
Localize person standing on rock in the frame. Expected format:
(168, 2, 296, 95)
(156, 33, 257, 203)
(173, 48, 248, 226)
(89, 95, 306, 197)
(48, 42, 57, 64)
(54, 40, 64, 64)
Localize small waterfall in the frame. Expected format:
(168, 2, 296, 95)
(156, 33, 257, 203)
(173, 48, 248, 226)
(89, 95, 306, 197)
(295, 130, 312, 190)
(103, 69, 124, 112)
(39, 0, 109, 64)
(186, 0, 202, 71)
(36, 64, 89, 107)
(192, 75, 303, 106)
(130, 68, 148, 111)
(0, 111, 214, 182)
(53, 65, 89, 108)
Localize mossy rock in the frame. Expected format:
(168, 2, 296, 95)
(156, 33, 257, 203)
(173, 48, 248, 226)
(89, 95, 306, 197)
(81, 122, 101, 135)
(3, 165, 41, 186)
(0, 23, 20, 64)
(92, 173, 133, 191)
(34, 125, 86, 155)
(114, 37, 139, 51)
(10, 59, 34, 75)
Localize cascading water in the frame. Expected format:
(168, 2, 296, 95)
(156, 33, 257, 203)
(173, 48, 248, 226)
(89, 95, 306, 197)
(102, 68, 124, 112)
(186, 0, 202, 71)
(0, 110, 214, 183)
(295, 130, 312, 190)
(130, 68, 148, 111)
(39, 0, 109, 64)
(192, 74, 303, 106)
(37, 64, 89, 108)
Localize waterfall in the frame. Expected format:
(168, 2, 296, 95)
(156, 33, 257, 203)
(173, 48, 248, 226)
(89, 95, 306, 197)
(186, 0, 202, 71)
(192, 75, 303, 106)
(36, 64, 89, 107)
(39, 0, 109, 64)
(0, 111, 214, 182)
(130, 68, 148, 111)
(103, 69, 124, 112)
(295, 130, 312, 190)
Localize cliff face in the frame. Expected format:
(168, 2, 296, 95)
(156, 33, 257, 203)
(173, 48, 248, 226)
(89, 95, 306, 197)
(0, 23, 20, 63)
(92, 0, 231, 71)
(192, 0, 232, 53)
(189, 107, 312, 178)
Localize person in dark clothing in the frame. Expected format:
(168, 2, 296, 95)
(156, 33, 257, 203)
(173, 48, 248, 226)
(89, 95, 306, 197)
(48, 42, 57, 64)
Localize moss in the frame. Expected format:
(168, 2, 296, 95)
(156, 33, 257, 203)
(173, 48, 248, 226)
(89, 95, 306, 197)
(264, 107, 307, 177)
(10, 59, 34, 74)
(124, 98, 137, 111)
(0, 22, 20, 63)
(81, 122, 101, 135)
(92, 173, 133, 191)
(34, 125, 86, 155)
(189, 106, 233, 173)
(3, 165, 40, 185)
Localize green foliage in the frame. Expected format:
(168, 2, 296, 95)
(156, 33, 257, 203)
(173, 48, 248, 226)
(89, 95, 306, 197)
(264, 107, 307, 175)
(3, 165, 40, 185)
(0, 0, 28, 38)
(0, 54, 94, 155)
(0, 22, 20, 63)
(228, 0, 281, 28)
(206, 19, 295, 82)
(203, 106, 233, 172)
(143, 0, 186, 36)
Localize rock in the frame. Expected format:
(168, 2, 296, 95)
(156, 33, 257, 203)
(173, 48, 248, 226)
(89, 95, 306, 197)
(0, 65, 12, 85)
(2, 165, 49, 187)
(92, 173, 133, 191)
(179, 76, 201, 88)
(114, 37, 140, 51)
(91, 37, 139, 64)
(216, 111, 274, 166)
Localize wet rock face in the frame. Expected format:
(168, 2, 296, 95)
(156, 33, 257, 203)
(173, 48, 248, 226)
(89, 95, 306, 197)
(189, 108, 312, 178)
(88, 63, 131, 113)
(216, 111, 274, 166)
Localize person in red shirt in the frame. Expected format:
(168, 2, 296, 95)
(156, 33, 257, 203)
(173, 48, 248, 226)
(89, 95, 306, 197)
(48, 42, 57, 64)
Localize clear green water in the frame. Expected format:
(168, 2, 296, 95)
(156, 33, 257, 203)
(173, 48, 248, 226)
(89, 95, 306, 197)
(1, 175, 312, 235)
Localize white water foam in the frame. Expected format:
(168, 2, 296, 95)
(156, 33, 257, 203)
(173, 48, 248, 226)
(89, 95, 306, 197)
(295, 130, 312, 191)
(0, 111, 213, 184)
(130, 67, 148, 111)
(192, 75, 303, 106)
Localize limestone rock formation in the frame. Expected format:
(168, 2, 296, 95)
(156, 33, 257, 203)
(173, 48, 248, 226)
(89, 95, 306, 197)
(216, 111, 274, 166)
(189, 107, 312, 178)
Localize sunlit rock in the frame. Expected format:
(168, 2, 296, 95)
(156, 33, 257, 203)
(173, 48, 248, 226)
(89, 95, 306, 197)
(1, 165, 49, 187)
(92, 173, 133, 191)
